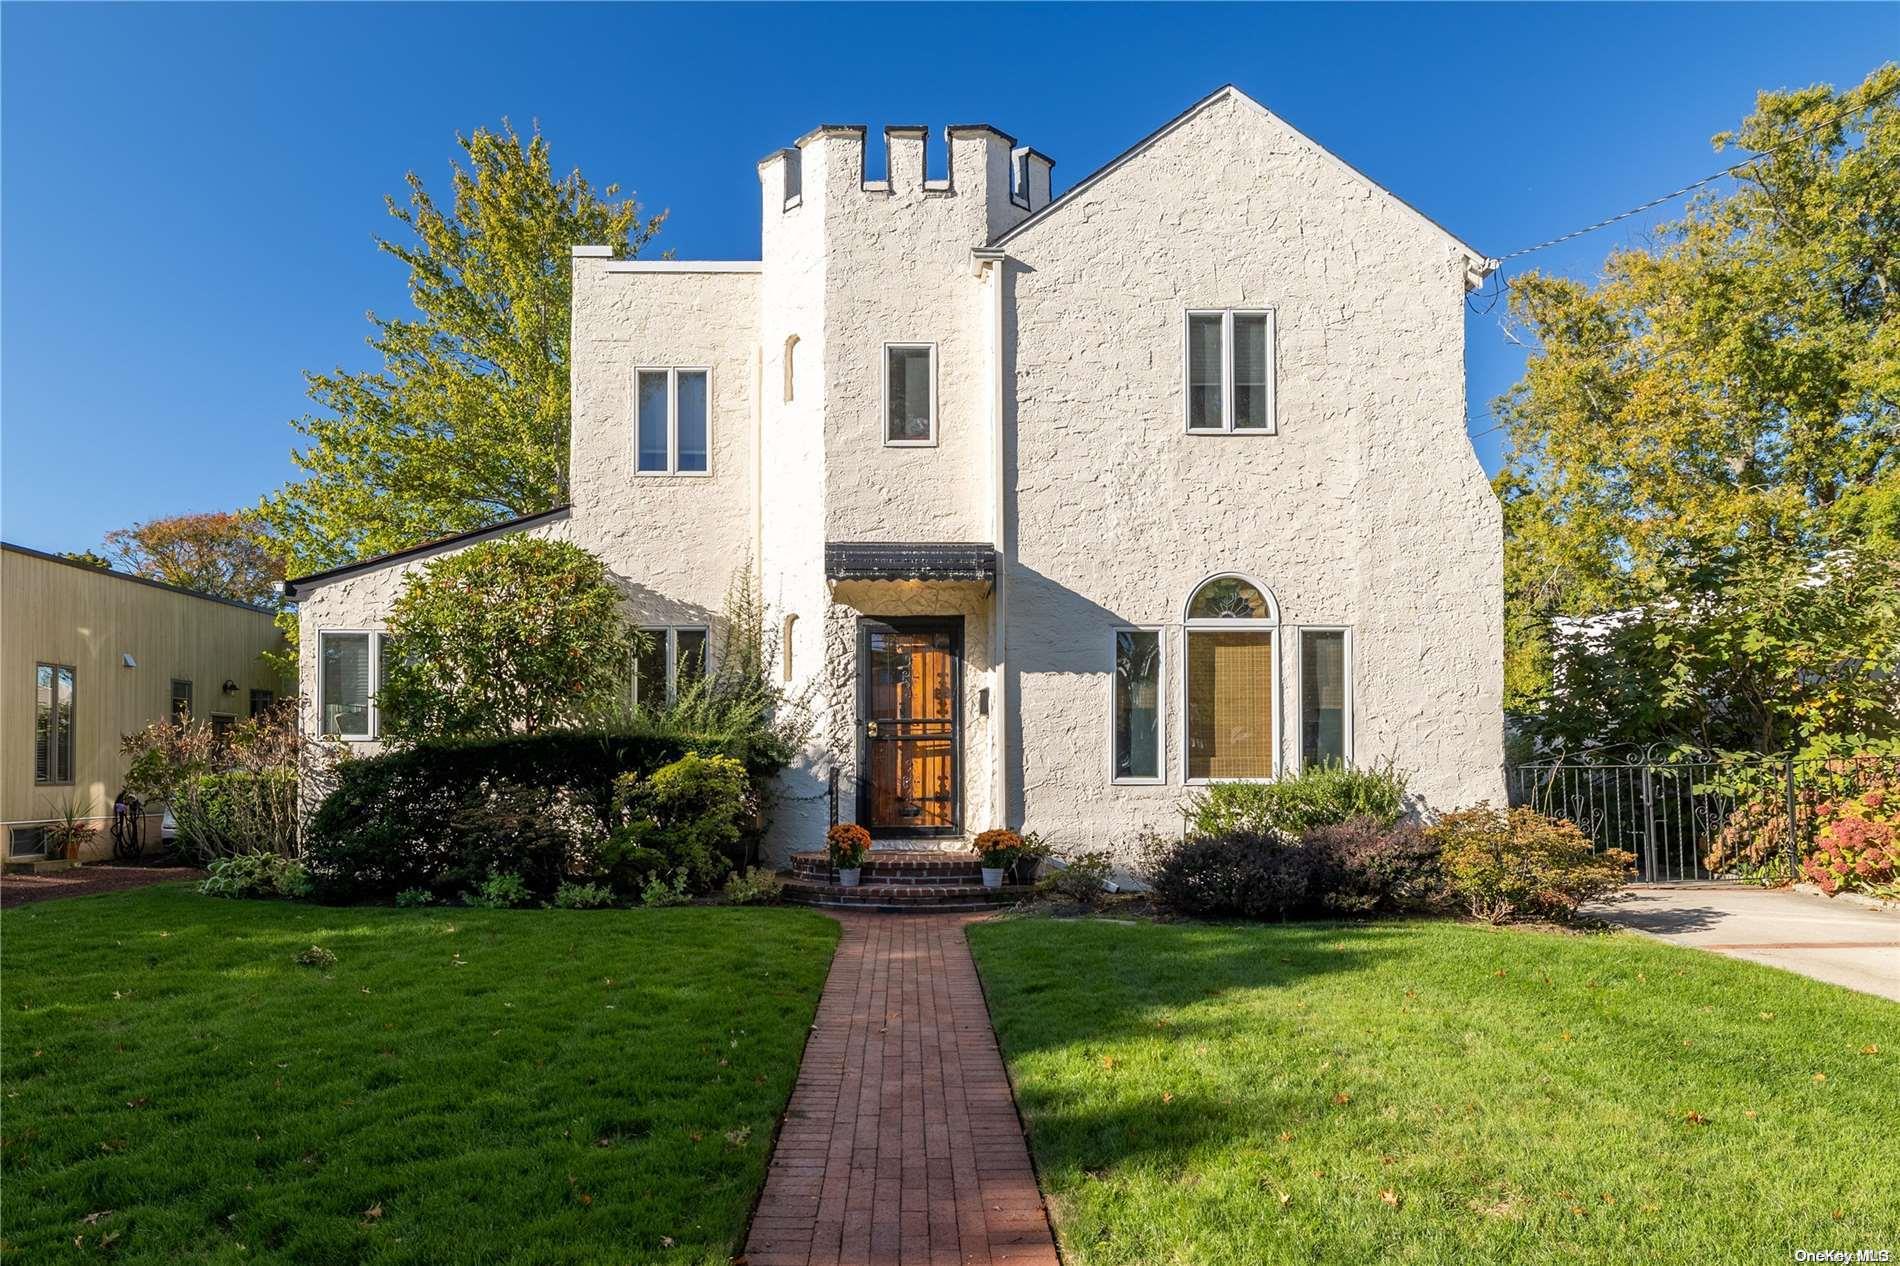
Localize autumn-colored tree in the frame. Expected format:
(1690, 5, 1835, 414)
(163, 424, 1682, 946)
(1498, 64, 1900, 754)
(92, 511, 283, 606)
(257, 122, 664, 575)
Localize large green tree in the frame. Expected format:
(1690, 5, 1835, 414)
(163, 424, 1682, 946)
(1498, 64, 1900, 754)
(259, 123, 663, 574)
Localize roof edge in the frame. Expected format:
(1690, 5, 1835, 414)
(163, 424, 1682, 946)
(282, 506, 572, 598)
(1, 541, 281, 614)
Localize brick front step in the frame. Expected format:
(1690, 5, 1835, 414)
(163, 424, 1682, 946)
(789, 849, 988, 887)
(781, 877, 1031, 912)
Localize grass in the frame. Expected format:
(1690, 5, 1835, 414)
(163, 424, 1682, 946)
(1, 884, 839, 1264)
(968, 916, 1899, 1265)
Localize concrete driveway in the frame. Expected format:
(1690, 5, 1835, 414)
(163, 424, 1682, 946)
(1585, 883, 1900, 1002)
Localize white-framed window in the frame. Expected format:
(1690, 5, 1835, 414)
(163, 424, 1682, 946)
(1182, 574, 1281, 783)
(1109, 627, 1165, 784)
(1299, 627, 1352, 770)
(318, 630, 390, 740)
(634, 367, 712, 475)
(1184, 309, 1275, 434)
(632, 626, 709, 707)
(883, 342, 937, 446)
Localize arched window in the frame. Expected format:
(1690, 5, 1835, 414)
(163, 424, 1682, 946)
(783, 334, 799, 403)
(782, 613, 798, 681)
(1183, 574, 1279, 781)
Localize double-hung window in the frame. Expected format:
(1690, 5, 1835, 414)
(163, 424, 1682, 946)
(34, 663, 76, 785)
(634, 368, 711, 475)
(883, 343, 937, 445)
(632, 627, 709, 707)
(170, 679, 193, 724)
(1185, 309, 1275, 434)
(319, 631, 390, 740)
(1110, 629, 1164, 783)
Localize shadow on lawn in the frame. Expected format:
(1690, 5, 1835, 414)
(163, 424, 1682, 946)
(972, 918, 1413, 1172)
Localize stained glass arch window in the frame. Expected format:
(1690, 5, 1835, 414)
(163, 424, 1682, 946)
(1185, 575, 1278, 624)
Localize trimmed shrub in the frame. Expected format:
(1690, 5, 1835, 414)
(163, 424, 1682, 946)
(553, 881, 618, 909)
(304, 731, 775, 903)
(1302, 817, 1446, 914)
(723, 869, 786, 905)
(608, 753, 752, 895)
(1185, 762, 1409, 840)
(1149, 834, 1322, 920)
(1431, 804, 1632, 924)
(201, 853, 312, 900)
(465, 872, 532, 909)
(1034, 850, 1114, 908)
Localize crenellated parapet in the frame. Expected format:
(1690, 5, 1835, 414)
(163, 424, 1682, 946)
(758, 121, 1054, 241)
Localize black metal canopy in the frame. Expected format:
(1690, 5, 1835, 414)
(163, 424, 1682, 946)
(824, 541, 996, 587)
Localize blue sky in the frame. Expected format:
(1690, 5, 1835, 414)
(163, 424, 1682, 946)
(1, 2, 1887, 555)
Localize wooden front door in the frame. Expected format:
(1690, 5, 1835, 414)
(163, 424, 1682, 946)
(857, 617, 962, 837)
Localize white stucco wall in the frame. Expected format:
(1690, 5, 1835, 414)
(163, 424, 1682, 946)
(292, 89, 1502, 871)
(999, 90, 1504, 862)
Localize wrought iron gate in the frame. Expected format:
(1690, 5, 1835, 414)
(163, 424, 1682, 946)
(1508, 752, 1896, 884)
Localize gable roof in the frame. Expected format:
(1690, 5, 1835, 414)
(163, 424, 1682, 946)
(990, 84, 1493, 278)
(281, 505, 571, 599)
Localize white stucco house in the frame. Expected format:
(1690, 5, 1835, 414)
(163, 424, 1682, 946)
(284, 85, 1505, 867)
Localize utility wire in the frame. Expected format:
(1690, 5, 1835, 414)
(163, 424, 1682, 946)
(1494, 83, 1898, 263)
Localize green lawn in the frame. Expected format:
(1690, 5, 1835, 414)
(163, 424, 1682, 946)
(1, 884, 839, 1264)
(969, 917, 1898, 1265)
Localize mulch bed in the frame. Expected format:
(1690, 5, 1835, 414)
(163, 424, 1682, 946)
(0, 861, 206, 909)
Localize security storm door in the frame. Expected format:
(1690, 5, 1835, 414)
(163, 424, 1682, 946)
(857, 617, 962, 837)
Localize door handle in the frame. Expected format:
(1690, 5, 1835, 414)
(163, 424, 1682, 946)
(866, 720, 879, 737)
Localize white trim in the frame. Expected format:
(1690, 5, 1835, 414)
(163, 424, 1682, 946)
(881, 342, 939, 447)
(316, 629, 383, 742)
(1296, 626, 1354, 771)
(604, 260, 761, 273)
(1107, 625, 1167, 786)
(1183, 309, 1277, 435)
(1181, 573, 1282, 784)
(570, 245, 614, 258)
(631, 366, 715, 477)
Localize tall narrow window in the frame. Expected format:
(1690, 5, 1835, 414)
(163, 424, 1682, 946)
(1185, 309, 1276, 434)
(782, 614, 798, 681)
(634, 368, 713, 475)
(1183, 575, 1279, 781)
(1301, 630, 1350, 768)
(1112, 630, 1163, 783)
(783, 334, 799, 402)
(34, 663, 75, 785)
(170, 679, 193, 724)
(884, 343, 936, 445)
(319, 633, 373, 739)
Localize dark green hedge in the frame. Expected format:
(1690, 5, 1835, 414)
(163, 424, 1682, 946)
(304, 731, 775, 903)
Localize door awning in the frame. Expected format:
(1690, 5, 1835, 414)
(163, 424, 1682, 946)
(825, 541, 996, 587)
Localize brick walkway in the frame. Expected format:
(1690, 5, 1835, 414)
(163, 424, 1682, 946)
(743, 913, 1060, 1266)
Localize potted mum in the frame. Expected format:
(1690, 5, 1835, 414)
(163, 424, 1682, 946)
(827, 823, 871, 887)
(974, 828, 1023, 889)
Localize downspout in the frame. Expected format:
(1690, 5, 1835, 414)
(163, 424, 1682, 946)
(973, 247, 1008, 829)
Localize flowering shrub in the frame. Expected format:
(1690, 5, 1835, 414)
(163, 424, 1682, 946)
(826, 823, 870, 869)
(1802, 780, 1898, 898)
(1431, 805, 1632, 924)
